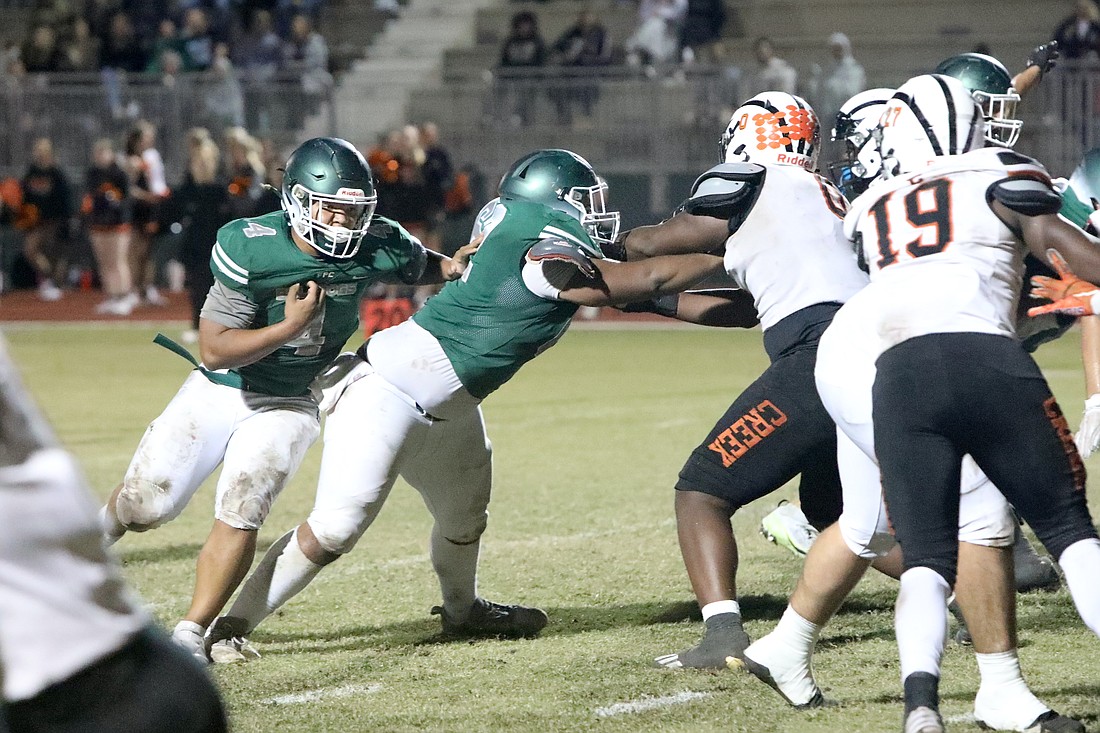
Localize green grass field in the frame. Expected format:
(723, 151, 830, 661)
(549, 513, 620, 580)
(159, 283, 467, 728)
(5, 322, 1100, 732)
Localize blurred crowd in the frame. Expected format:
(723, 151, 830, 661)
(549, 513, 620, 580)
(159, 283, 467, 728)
(0, 121, 283, 334)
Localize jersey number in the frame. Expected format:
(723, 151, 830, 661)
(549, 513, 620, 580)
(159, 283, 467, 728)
(868, 179, 953, 269)
(278, 295, 327, 356)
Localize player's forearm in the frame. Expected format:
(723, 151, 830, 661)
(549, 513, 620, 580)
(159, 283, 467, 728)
(623, 214, 728, 260)
(417, 251, 462, 285)
(603, 254, 725, 304)
(198, 319, 305, 370)
(676, 290, 759, 328)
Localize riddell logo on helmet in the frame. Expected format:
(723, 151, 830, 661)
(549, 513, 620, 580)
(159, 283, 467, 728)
(775, 153, 809, 167)
(337, 187, 365, 196)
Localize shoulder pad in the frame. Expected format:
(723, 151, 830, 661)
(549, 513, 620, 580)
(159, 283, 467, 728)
(683, 163, 766, 235)
(527, 237, 597, 289)
(986, 176, 1062, 217)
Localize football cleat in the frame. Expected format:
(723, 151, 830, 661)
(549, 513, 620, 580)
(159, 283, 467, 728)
(432, 597, 548, 638)
(172, 620, 210, 665)
(206, 616, 260, 664)
(760, 501, 818, 558)
(976, 707, 1085, 733)
(736, 633, 824, 709)
(904, 706, 945, 733)
(1012, 528, 1061, 592)
(653, 612, 750, 670)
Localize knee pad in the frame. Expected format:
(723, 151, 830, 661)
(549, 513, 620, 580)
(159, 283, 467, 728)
(115, 478, 175, 531)
(215, 474, 280, 531)
(308, 511, 367, 556)
(838, 513, 896, 560)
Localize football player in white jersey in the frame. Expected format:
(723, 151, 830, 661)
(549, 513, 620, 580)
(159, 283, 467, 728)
(739, 80, 1098, 733)
(606, 91, 871, 671)
(0, 334, 227, 732)
(837, 74, 1100, 733)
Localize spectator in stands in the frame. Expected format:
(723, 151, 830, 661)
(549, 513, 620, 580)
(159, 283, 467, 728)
(275, 0, 325, 39)
(56, 17, 100, 72)
(144, 18, 183, 73)
(809, 32, 865, 142)
(420, 121, 453, 254)
(180, 7, 216, 72)
(235, 9, 282, 134)
(1053, 0, 1100, 61)
(21, 23, 61, 73)
(99, 11, 147, 72)
(83, 137, 134, 316)
(549, 8, 611, 126)
(678, 0, 726, 63)
(748, 36, 797, 94)
(19, 137, 72, 302)
(624, 0, 687, 69)
(281, 12, 332, 130)
(170, 129, 232, 344)
(202, 44, 246, 131)
(125, 120, 170, 308)
(497, 10, 546, 126)
(99, 11, 147, 119)
(222, 126, 266, 220)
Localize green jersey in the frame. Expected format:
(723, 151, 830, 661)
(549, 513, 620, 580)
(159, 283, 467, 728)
(210, 211, 425, 396)
(412, 200, 591, 399)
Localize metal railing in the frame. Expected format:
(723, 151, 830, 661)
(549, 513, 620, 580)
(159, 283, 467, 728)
(0, 70, 336, 181)
(1029, 63, 1100, 178)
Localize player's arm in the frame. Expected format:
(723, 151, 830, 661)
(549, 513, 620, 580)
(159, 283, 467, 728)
(1011, 41, 1059, 97)
(620, 212, 730, 259)
(620, 162, 766, 260)
(556, 251, 725, 306)
(620, 288, 759, 327)
(199, 281, 324, 370)
(417, 235, 482, 284)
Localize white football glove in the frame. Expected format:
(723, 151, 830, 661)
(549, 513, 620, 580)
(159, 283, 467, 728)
(1076, 393, 1100, 459)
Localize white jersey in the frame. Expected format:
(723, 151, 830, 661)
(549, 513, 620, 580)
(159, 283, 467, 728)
(0, 449, 148, 701)
(722, 164, 868, 331)
(843, 147, 1051, 348)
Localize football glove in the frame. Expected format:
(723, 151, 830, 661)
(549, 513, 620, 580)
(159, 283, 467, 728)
(1027, 249, 1100, 317)
(1027, 40, 1060, 79)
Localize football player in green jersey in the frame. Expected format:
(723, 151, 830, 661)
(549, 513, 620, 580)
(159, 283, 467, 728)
(203, 148, 726, 655)
(97, 137, 478, 664)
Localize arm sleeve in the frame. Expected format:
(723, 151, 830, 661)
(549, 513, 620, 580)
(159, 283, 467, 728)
(199, 279, 259, 329)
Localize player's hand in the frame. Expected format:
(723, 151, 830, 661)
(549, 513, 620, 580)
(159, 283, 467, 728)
(284, 281, 324, 328)
(1076, 393, 1100, 458)
(1027, 40, 1059, 78)
(1029, 248, 1096, 301)
(443, 233, 483, 280)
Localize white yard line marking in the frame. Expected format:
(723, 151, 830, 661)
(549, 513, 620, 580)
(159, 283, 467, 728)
(595, 691, 711, 717)
(263, 683, 382, 705)
(944, 712, 977, 725)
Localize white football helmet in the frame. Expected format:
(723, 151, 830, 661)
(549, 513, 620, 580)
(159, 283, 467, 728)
(719, 91, 820, 170)
(873, 74, 984, 179)
(828, 87, 895, 199)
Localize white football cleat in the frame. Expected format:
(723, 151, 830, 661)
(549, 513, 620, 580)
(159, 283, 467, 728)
(760, 501, 818, 558)
(172, 620, 210, 665)
(207, 616, 260, 664)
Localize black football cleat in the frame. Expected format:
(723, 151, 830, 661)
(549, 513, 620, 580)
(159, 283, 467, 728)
(432, 597, 548, 638)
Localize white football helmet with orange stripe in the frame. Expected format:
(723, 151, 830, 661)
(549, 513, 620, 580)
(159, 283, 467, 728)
(873, 74, 984, 180)
(719, 92, 820, 171)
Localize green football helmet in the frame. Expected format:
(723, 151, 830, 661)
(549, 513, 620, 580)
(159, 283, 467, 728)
(281, 137, 377, 258)
(498, 149, 619, 256)
(1063, 147, 1100, 234)
(934, 53, 1022, 148)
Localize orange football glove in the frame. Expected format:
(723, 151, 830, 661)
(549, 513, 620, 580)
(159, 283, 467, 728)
(1027, 249, 1100, 317)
